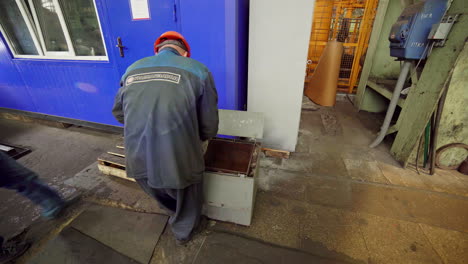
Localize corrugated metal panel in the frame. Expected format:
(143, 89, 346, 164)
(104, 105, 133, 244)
(180, 0, 249, 111)
(14, 60, 120, 125)
(0, 35, 37, 112)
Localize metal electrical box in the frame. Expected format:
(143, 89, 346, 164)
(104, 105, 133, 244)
(389, 0, 449, 59)
(203, 110, 264, 226)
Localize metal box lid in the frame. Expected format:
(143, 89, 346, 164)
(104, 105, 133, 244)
(218, 110, 264, 139)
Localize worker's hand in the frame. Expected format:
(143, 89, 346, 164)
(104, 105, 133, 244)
(201, 140, 209, 154)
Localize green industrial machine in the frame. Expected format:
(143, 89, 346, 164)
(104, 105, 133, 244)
(355, 0, 467, 168)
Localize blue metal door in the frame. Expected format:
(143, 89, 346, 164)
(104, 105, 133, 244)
(105, 0, 179, 76)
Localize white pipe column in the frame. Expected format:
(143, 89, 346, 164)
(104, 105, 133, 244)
(247, 0, 315, 151)
(370, 61, 412, 148)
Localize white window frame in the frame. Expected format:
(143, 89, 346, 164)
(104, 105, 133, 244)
(28, 0, 75, 57)
(0, 0, 108, 61)
(0, 0, 44, 57)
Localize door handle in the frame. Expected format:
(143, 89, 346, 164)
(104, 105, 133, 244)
(116, 37, 125, 57)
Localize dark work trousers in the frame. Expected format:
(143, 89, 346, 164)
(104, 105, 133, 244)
(135, 178, 203, 241)
(0, 152, 64, 221)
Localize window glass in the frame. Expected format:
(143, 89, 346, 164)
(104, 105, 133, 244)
(32, 0, 68, 51)
(59, 0, 106, 56)
(0, 0, 39, 55)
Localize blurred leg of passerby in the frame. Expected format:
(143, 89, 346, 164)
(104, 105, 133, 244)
(0, 151, 77, 263)
(0, 151, 65, 218)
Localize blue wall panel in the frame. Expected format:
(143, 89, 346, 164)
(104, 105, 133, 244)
(0, 0, 249, 127)
(0, 35, 36, 112)
(14, 60, 121, 125)
(179, 0, 228, 109)
(179, 0, 249, 111)
(0, 0, 122, 126)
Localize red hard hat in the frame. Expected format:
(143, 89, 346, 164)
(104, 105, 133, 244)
(154, 31, 191, 57)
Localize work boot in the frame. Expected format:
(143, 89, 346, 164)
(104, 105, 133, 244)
(175, 216, 208, 246)
(0, 241, 30, 263)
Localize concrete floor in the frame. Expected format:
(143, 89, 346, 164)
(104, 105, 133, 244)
(1, 97, 467, 264)
(150, 98, 468, 264)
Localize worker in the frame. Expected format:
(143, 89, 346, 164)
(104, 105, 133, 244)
(112, 31, 219, 245)
(0, 151, 77, 262)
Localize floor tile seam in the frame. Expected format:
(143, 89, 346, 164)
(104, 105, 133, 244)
(417, 223, 446, 264)
(70, 226, 142, 262)
(356, 224, 371, 264)
(335, 207, 468, 236)
(148, 221, 170, 264)
(190, 235, 207, 264)
(260, 167, 468, 200)
(16, 205, 86, 263)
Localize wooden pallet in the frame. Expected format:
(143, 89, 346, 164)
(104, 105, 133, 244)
(0, 142, 31, 159)
(261, 148, 290, 159)
(97, 143, 135, 182)
(98, 138, 276, 183)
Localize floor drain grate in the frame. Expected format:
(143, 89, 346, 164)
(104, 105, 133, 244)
(0, 143, 31, 159)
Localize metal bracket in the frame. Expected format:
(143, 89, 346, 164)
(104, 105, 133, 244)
(428, 14, 460, 47)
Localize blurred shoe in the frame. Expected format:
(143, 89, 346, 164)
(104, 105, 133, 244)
(175, 237, 190, 246)
(0, 242, 30, 263)
(42, 192, 81, 219)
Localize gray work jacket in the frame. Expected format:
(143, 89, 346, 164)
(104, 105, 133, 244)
(112, 48, 219, 189)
